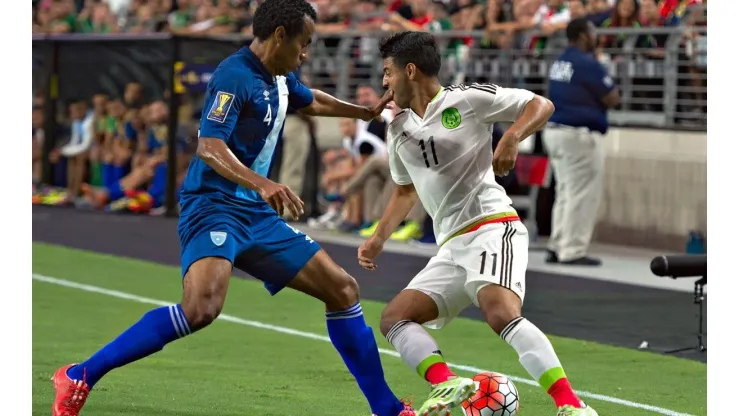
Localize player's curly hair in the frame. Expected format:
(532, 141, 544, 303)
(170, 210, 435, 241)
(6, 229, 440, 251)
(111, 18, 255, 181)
(379, 31, 441, 77)
(252, 0, 317, 41)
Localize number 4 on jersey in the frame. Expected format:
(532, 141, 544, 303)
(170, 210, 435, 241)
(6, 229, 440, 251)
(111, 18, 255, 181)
(418, 136, 439, 168)
(263, 105, 272, 126)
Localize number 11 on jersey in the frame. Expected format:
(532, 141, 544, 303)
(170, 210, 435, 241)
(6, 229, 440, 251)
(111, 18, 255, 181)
(418, 136, 439, 168)
(479, 251, 498, 276)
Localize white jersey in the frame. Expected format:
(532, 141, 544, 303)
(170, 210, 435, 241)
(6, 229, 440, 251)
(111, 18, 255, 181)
(342, 128, 387, 160)
(357, 108, 394, 133)
(387, 83, 535, 245)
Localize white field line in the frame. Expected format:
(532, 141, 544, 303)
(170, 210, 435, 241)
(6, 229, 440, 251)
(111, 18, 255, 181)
(32, 274, 696, 416)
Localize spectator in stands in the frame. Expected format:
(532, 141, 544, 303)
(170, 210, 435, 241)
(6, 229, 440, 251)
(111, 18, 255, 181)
(33, 106, 45, 185)
(85, 100, 175, 211)
(532, 0, 571, 40)
(659, 0, 703, 26)
(355, 84, 393, 140)
(314, 0, 351, 37)
(640, 0, 671, 55)
(204, 0, 241, 34)
(40, 0, 77, 33)
(126, 3, 159, 33)
(121, 102, 148, 170)
(543, 18, 620, 266)
(168, 0, 195, 30)
(542, 0, 586, 34)
(278, 71, 315, 220)
(484, 0, 542, 53)
(143, 101, 170, 163)
(309, 117, 386, 231)
(314, 102, 431, 241)
(124, 82, 145, 110)
(101, 99, 134, 196)
(641, 0, 666, 28)
(599, 0, 654, 50)
(583, 0, 614, 25)
(77, 1, 119, 33)
(386, 0, 434, 31)
(477, 0, 516, 51)
(585, 0, 613, 14)
(60, 99, 95, 204)
(327, 154, 430, 241)
(88, 93, 111, 188)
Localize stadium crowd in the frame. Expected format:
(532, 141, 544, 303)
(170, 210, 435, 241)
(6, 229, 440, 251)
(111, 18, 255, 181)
(32, 0, 707, 244)
(33, 0, 704, 43)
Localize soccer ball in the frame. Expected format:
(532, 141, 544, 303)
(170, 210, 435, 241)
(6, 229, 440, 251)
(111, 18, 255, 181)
(460, 372, 520, 416)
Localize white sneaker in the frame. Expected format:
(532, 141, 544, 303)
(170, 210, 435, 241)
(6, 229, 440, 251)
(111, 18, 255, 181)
(307, 210, 341, 229)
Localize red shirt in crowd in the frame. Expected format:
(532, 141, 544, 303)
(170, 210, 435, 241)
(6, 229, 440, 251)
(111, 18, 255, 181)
(659, 0, 702, 19)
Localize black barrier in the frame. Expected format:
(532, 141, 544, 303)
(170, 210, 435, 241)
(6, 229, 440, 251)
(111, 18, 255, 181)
(31, 34, 272, 217)
(34, 34, 178, 212)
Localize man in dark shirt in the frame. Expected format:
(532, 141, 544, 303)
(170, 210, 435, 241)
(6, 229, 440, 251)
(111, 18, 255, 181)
(277, 68, 314, 219)
(543, 18, 620, 266)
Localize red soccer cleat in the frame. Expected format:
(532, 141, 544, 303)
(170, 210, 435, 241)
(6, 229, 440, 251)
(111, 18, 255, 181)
(398, 398, 417, 416)
(51, 364, 90, 416)
(374, 398, 416, 416)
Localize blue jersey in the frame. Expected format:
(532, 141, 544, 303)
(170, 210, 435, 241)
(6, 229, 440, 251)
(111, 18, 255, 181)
(177, 47, 320, 292)
(147, 125, 167, 154)
(180, 47, 314, 208)
(547, 47, 615, 134)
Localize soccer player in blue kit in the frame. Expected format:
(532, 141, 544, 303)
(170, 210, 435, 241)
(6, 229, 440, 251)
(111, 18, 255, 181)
(50, 1, 416, 415)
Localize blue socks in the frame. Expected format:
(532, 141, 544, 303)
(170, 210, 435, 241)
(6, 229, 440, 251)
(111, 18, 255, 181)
(102, 164, 127, 188)
(102, 164, 115, 188)
(107, 180, 124, 201)
(147, 164, 168, 207)
(326, 303, 403, 416)
(65, 300, 402, 416)
(67, 304, 191, 388)
(112, 165, 126, 183)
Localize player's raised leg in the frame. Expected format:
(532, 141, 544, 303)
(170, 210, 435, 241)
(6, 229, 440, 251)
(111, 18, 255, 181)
(284, 250, 415, 416)
(52, 257, 231, 416)
(474, 224, 597, 415)
(380, 288, 475, 416)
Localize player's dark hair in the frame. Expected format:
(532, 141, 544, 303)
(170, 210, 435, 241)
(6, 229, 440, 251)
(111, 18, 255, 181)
(379, 31, 441, 77)
(252, 0, 317, 41)
(566, 18, 591, 43)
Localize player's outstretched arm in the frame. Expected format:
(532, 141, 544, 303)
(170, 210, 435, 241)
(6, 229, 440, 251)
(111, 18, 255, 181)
(299, 88, 394, 122)
(357, 183, 417, 271)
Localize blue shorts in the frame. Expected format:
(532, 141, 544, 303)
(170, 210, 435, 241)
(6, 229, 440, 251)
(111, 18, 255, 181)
(178, 198, 321, 295)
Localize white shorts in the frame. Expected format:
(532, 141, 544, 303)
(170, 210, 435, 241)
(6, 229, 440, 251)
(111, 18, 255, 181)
(406, 221, 529, 329)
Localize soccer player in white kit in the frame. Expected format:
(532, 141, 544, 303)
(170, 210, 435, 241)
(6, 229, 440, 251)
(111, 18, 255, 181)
(358, 31, 599, 416)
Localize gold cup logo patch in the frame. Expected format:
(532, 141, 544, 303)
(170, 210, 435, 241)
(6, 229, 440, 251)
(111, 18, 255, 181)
(213, 93, 231, 116)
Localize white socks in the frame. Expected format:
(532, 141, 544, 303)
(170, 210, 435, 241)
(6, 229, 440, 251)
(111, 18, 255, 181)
(385, 320, 445, 377)
(500, 317, 566, 389)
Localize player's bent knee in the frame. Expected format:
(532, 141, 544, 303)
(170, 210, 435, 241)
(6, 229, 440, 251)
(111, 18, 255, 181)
(182, 297, 223, 330)
(325, 273, 360, 311)
(477, 284, 522, 334)
(379, 301, 412, 336)
(181, 258, 231, 330)
(480, 298, 521, 335)
(483, 306, 521, 335)
(379, 307, 401, 337)
(379, 290, 438, 336)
